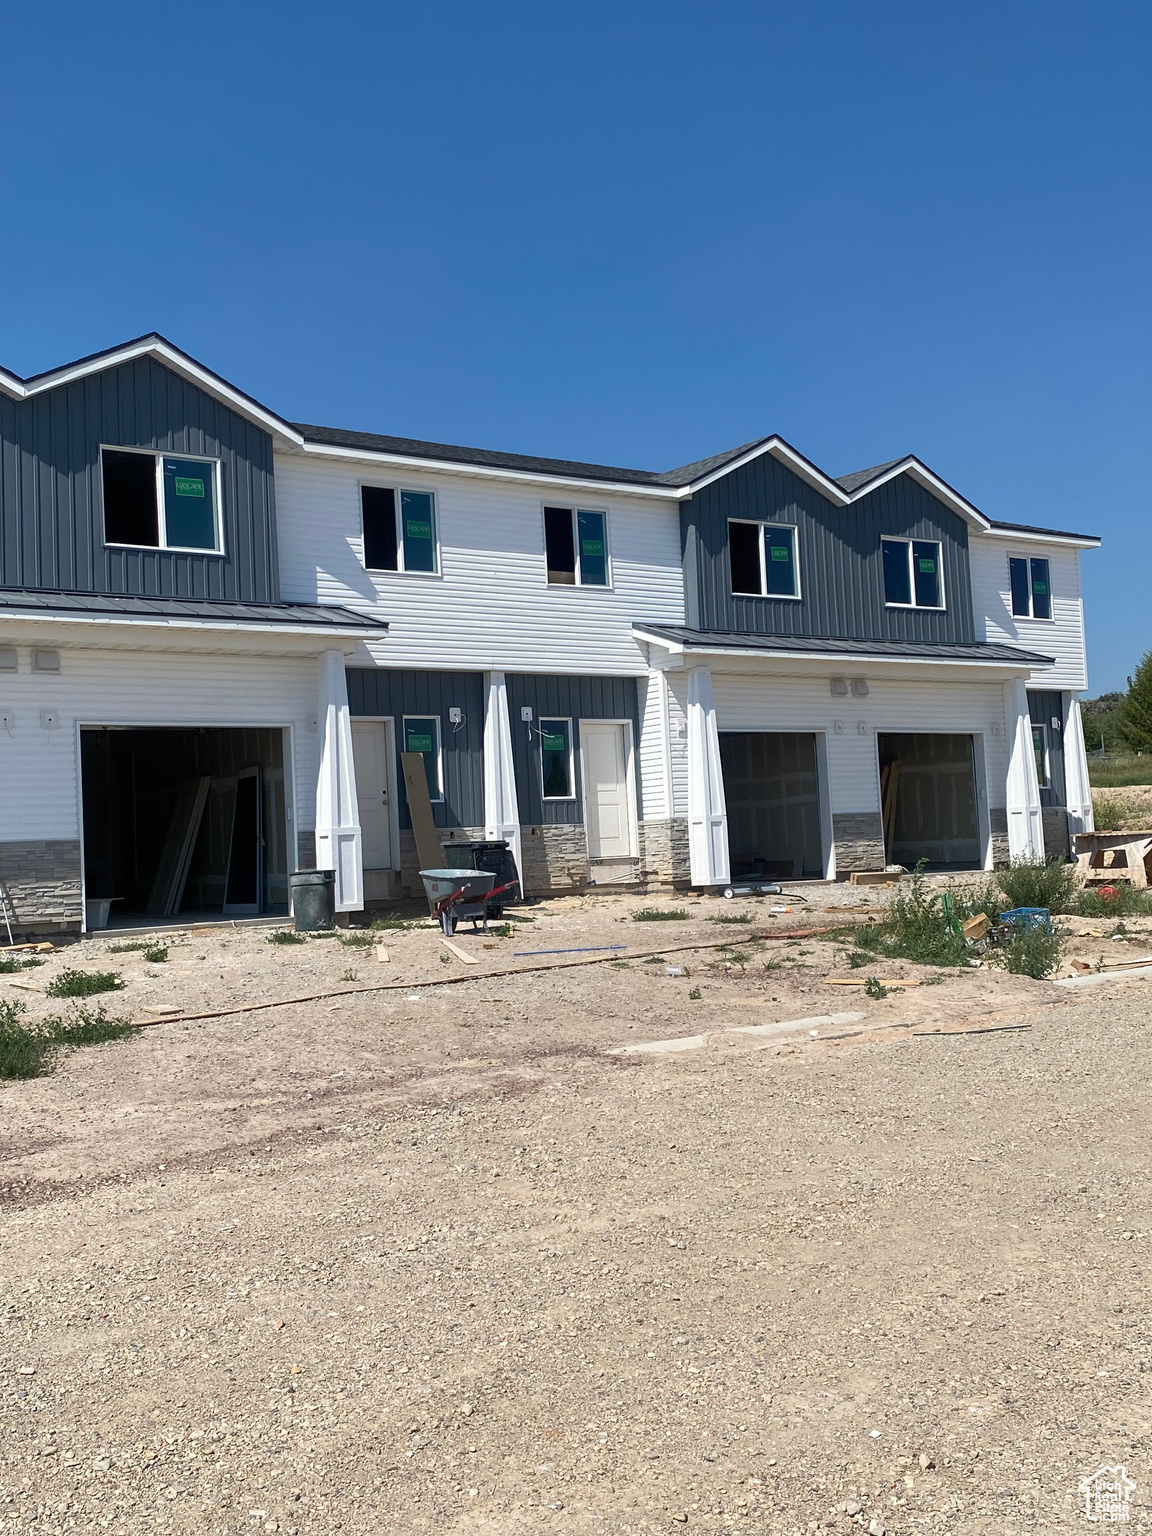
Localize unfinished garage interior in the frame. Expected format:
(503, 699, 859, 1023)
(80, 727, 291, 925)
(719, 731, 826, 878)
(878, 732, 981, 870)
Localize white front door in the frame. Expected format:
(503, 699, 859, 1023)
(581, 721, 635, 858)
(351, 719, 393, 869)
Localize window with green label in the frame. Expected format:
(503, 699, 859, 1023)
(540, 718, 574, 799)
(403, 716, 442, 800)
(727, 521, 799, 597)
(544, 507, 609, 586)
(358, 486, 437, 573)
(1009, 556, 1052, 620)
(881, 537, 944, 609)
(101, 448, 221, 552)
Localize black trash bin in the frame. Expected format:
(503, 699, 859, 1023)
(440, 840, 520, 914)
(290, 868, 336, 932)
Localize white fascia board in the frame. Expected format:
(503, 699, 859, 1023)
(296, 439, 680, 502)
(631, 628, 1045, 675)
(0, 609, 384, 641)
(0, 367, 26, 399)
(974, 526, 1100, 550)
(679, 438, 852, 503)
(9, 340, 304, 446)
(841, 458, 993, 531)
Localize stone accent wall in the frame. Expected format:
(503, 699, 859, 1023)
(0, 840, 83, 935)
(637, 818, 691, 888)
(1042, 806, 1070, 861)
(296, 831, 316, 871)
(521, 824, 589, 894)
(831, 813, 885, 876)
(988, 809, 1010, 868)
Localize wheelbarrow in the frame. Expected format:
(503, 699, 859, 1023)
(420, 868, 519, 936)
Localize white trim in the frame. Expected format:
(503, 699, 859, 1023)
(542, 502, 612, 589)
(1008, 553, 1055, 622)
(537, 715, 576, 801)
(0, 609, 384, 639)
(881, 535, 945, 611)
(1031, 720, 1052, 790)
(631, 627, 1044, 674)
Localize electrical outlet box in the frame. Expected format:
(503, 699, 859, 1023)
(520, 706, 533, 722)
(40, 710, 59, 730)
(448, 707, 462, 724)
(0, 711, 12, 729)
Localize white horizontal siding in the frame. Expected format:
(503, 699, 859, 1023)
(666, 676, 689, 818)
(667, 668, 1011, 814)
(969, 536, 1087, 691)
(0, 650, 320, 842)
(274, 454, 685, 676)
(637, 672, 670, 821)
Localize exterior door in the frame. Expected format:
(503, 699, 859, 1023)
(352, 719, 394, 870)
(581, 721, 635, 858)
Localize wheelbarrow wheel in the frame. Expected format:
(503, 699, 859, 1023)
(440, 910, 457, 937)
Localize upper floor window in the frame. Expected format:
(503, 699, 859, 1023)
(101, 448, 222, 553)
(1009, 556, 1052, 620)
(882, 536, 943, 609)
(545, 507, 608, 586)
(728, 520, 800, 598)
(361, 486, 438, 574)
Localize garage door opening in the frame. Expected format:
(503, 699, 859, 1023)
(719, 731, 825, 879)
(878, 733, 980, 869)
(80, 727, 290, 926)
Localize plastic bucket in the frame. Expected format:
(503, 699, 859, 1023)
(290, 869, 336, 932)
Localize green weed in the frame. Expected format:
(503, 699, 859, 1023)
(337, 931, 379, 947)
(864, 976, 889, 999)
(991, 925, 1064, 979)
(45, 969, 125, 999)
(688, 987, 702, 1001)
(1089, 757, 1152, 788)
(642, 956, 667, 965)
(0, 1000, 135, 1080)
(143, 946, 168, 964)
(1071, 885, 1152, 917)
(1091, 790, 1145, 829)
(709, 911, 752, 924)
(267, 930, 307, 945)
(995, 856, 1078, 915)
(0, 956, 43, 973)
(108, 941, 152, 954)
(340, 969, 358, 982)
(631, 908, 689, 922)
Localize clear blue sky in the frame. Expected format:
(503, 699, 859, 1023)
(2, 1, 1148, 692)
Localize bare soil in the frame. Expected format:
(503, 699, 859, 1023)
(2, 885, 1150, 1536)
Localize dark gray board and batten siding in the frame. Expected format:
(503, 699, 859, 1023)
(681, 457, 975, 644)
(1027, 689, 1067, 807)
(346, 669, 485, 830)
(505, 675, 641, 826)
(0, 356, 278, 601)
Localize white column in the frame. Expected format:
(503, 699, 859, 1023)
(314, 649, 363, 911)
(1063, 695, 1095, 837)
(1003, 677, 1045, 862)
(686, 664, 730, 886)
(482, 671, 523, 889)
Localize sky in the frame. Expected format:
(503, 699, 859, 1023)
(1, 0, 1148, 693)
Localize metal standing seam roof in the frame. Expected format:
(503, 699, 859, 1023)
(633, 624, 1055, 666)
(0, 590, 389, 629)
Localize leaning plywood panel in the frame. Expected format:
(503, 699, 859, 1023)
(146, 777, 212, 915)
(401, 752, 443, 873)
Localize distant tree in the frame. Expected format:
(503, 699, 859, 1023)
(1080, 691, 1126, 753)
(1117, 653, 1152, 754)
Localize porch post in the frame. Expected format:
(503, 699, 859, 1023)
(686, 664, 730, 887)
(315, 649, 363, 911)
(1063, 694, 1095, 838)
(1003, 678, 1045, 862)
(482, 671, 523, 887)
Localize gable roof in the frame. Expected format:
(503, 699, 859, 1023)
(0, 336, 1099, 545)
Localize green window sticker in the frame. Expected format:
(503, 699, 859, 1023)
(580, 538, 603, 557)
(918, 557, 936, 573)
(770, 544, 790, 562)
(173, 476, 204, 497)
(542, 732, 566, 751)
(406, 732, 433, 753)
(405, 519, 431, 540)
(1033, 580, 1047, 594)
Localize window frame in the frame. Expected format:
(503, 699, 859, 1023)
(880, 536, 945, 611)
(100, 444, 225, 556)
(1031, 721, 1051, 789)
(538, 716, 576, 801)
(402, 714, 444, 802)
(542, 504, 612, 589)
(358, 482, 441, 576)
(1008, 555, 1054, 622)
(727, 519, 802, 601)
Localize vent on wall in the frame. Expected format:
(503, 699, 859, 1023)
(32, 649, 60, 673)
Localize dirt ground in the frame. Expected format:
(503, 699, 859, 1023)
(2, 884, 1151, 1536)
(1091, 782, 1152, 828)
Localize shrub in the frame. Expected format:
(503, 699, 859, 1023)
(631, 908, 689, 922)
(267, 930, 307, 945)
(995, 925, 1064, 979)
(864, 976, 889, 998)
(1071, 884, 1152, 916)
(143, 946, 168, 963)
(45, 969, 125, 999)
(854, 866, 968, 967)
(995, 856, 1078, 915)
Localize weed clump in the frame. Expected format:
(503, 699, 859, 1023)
(1071, 885, 1152, 917)
(996, 926, 1063, 979)
(0, 956, 43, 973)
(267, 930, 307, 945)
(864, 976, 889, 998)
(631, 908, 689, 922)
(710, 911, 752, 924)
(143, 946, 168, 964)
(45, 969, 125, 999)
(996, 856, 1078, 915)
(853, 868, 975, 967)
(0, 1000, 134, 1080)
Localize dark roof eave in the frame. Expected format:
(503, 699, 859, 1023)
(633, 624, 1055, 668)
(0, 589, 388, 632)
